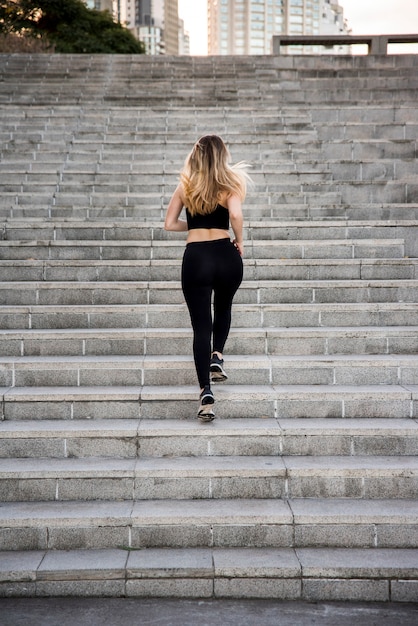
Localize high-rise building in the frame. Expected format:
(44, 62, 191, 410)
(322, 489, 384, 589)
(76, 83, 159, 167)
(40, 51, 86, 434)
(208, 0, 349, 55)
(85, 0, 113, 11)
(179, 18, 191, 55)
(119, 0, 181, 54)
(320, 0, 346, 35)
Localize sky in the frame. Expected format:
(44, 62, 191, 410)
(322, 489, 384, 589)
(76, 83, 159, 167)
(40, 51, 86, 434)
(178, 0, 418, 55)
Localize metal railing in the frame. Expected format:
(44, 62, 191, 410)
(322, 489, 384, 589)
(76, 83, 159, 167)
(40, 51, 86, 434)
(272, 34, 418, 56)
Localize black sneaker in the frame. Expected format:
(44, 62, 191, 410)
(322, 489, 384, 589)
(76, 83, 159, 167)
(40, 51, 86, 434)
(197, 385, 215, 421)
(210, 354, 228, 382)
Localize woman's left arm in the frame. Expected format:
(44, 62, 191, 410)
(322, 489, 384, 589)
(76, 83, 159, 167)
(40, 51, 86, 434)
(164, 184, 188, 232)
(227, 193, 244, 256)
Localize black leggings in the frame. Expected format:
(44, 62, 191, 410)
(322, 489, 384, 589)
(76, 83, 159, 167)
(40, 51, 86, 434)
(181, 238, 243, 389)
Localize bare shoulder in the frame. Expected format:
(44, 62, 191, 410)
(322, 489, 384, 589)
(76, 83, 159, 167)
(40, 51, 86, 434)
(175, 183, 186, 203)
(224, 193, 242, 214)
(219, 191, 239, 207)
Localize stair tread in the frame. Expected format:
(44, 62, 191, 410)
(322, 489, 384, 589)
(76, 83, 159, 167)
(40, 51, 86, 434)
(2, 383, 418, 397)
(1, 455, 417, 476)
(1, 546, 417, 581)
(2, 278, 418, 287)
(3, 258, 416, 265)
(1, 218, 417, 226)
(2, 353, 418, 364)
(2, 301, 415, 308)
(1, 325, 418, 336)
(0, 417, 416, 437)
(1, 498, 417, 523)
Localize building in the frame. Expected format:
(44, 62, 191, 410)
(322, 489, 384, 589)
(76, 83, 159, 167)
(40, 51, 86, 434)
(119, 0, 182, 55)
(179, 18, 191, 55)
(320, 0, 346, 35)
(208, 0, 350, 55)
(85, 0, 114, 11)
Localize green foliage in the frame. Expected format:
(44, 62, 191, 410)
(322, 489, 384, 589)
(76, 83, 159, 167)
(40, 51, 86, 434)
(0, 0, 145, 53)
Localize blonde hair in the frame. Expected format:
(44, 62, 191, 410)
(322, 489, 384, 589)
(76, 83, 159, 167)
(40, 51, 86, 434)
(180, 135, 251, 216)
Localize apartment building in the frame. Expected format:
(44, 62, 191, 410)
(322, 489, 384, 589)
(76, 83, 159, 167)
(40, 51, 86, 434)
(85, 0, 114, 11)
(208, 0, 349, 55)
(119, 0, 181, 54)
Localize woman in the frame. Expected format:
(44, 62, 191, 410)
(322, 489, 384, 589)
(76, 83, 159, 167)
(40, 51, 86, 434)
(164, 135, 250, 421)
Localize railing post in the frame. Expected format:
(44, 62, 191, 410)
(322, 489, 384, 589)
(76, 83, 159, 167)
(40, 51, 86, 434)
(370, 36, 389, 55)
(272, 36, 281, 55)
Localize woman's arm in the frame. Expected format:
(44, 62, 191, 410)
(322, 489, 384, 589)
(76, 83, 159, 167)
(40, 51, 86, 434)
(164, 184, 188, 232)
(227, 193, 244, 256)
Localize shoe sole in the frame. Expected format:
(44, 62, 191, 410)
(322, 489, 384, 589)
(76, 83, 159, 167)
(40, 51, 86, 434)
(210, 365, 228, 382)
(198, 410, 215, 422)
(210, 372, 228, 382)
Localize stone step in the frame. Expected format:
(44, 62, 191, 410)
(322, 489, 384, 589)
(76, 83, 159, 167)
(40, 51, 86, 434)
(2, 114, 417, 131)
(0, 239, 406, 261)
(2, 279, 418, 306)
(0, 148, 405, 163)
(1, 217, 409, 234)
(1, 220, 415, 248)
(1, 302, 417, 330)
(0, 182, 416, 207)
(315, 123, 418, 142)
(5, 161, 418, 182)
(1, 384, 417, 420)
(1, 354, 418, 388)
(1, 418, 416, 459)
(0, 102, 414, 117)
(2, 51, 416, 68)
(4, 86, 417, 106)
(1, 546, 416, 600)
(3, 67, 416, 82)
(1, 157, 416, 177)
(3, 258, 418, 282)
(304, 204, 418, 222)
(0, 166, 413, 189)
(3, 176, 417, 196)
(2, 193, 417, 216)
(1, 498, 417, 551)
(4, 68, 418, 86)
(1, 191, 410, 211)
(1, 454, 418, 502)
(3, 204, 418, 222)
(1, 103, 415, 124)
(2, 217, 416, 236)
(2, 325, 418, 356)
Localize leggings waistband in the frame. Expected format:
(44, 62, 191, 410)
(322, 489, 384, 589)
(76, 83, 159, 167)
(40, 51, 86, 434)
(185, 237, 231, 248)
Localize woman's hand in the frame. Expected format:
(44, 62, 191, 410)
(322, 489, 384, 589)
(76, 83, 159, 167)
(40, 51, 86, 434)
(233, 239, 244, 257)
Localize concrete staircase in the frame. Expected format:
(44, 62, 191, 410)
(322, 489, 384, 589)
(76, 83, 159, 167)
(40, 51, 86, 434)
(0, 53, 418, 601)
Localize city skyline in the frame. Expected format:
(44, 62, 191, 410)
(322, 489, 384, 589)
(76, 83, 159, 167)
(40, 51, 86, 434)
(179, 0, 418, 55)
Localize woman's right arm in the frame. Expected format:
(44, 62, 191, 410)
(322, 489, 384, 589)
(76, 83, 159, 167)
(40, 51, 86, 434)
(164, 184, 188, 232)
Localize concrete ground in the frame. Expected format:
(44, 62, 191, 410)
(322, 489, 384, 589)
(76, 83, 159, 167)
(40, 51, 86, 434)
(1, 598, 417, 626)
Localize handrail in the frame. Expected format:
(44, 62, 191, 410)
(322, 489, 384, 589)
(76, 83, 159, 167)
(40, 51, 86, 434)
(272, 34, 418, 55)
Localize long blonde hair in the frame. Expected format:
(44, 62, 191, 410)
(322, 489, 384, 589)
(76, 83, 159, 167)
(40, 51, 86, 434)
(180, 135, 251, 216)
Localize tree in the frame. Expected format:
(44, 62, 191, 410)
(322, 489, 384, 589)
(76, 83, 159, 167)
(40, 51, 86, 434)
(0, 0, 145, 53)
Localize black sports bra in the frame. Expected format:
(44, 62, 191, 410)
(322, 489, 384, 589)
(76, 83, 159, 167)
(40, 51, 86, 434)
(186, 204, 229, 231)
